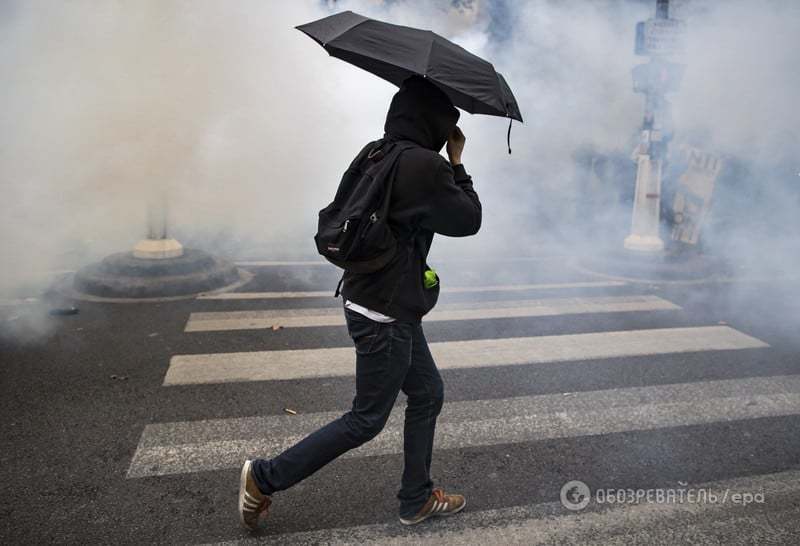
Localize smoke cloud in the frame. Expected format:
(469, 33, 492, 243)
(1, 0, 798, 305)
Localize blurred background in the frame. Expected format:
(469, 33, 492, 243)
(1, 0, 798, 298)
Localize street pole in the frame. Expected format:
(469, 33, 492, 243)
(623, 0, 681, 254)
(624, 144, 665, 252)
(656, 0, 669, 19)
(74, 184, 241, 299)
(582, 1, 714, 281)
(133, 189, 184, 260)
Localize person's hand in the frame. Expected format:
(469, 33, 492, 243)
(447, 126, 465, 166)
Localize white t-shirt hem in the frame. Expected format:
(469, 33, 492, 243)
(344, 300, 396, 323)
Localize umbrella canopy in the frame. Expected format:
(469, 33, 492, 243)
(296, 10, 523, 123)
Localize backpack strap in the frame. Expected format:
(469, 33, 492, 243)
(332, 140, 416, 299)
(334, 274, 344, 299)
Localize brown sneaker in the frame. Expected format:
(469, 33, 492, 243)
(238, 459, 271, 530)
(399, 488, 466, 526)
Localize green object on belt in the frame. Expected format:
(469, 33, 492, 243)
(423, 268, 439, 289)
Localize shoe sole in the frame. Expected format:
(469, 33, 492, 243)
(238, 459, 258, 530)
(399, 498, 466, 526)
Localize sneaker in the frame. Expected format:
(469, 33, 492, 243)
(238, 459, 271, 530)
(399, 488, 466, 526)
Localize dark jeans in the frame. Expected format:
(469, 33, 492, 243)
(251, 307, 445, 517)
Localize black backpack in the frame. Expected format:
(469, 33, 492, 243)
(315, 139, 414, 274)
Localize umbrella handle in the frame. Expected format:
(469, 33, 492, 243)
(507, 118, 513, 155)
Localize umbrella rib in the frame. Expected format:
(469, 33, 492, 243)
(326, 17, 370, 46)
(423, 31, 435, 78)
(325, 43, 419, 81)
(296, 12, 372, 48)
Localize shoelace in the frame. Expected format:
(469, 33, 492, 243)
(432, 488, 446, 504)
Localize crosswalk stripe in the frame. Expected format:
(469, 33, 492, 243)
(184, 295, 679, 332)
(197, 281, 627, 300)
(205, 469, 800, 545)
(234, 260, 328, 266)
(127, 374, 797, 478)
(234, 257, 565, 267)
(0, 298, 39, 306)
(163, 326, 767, 386)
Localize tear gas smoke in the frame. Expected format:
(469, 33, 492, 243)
(1, 0, 798, 304)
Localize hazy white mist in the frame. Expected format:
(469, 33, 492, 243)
(1, 0, 798, 299)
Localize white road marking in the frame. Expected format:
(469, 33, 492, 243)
(197, 281, 627, 300)
(128, 374, 798, 478)
(0, 297, 40, 307)
(234, 256, 566, 267)
(234, 260, 329, 267)
(184, 295, 678, 332)
(163, 326, 767, 386)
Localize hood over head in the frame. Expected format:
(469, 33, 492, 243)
(384, 76, 460, 152)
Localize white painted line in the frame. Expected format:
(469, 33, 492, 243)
(205, 469, 800, 545)
(129, 374, 800, 478)
(570, 261, 800, 287)
(441, 281, 626, 293)
(164, 326, 767, 386)
(234, 256, 566, 267)
(198, 290, 333, 300)
(235, 260, 328, 267)
(185, 295, 679, 332)
(0, 297, 39, 307)
(197, 281, 627, 300)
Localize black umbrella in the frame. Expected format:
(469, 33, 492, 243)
(296, 10, 523, 152)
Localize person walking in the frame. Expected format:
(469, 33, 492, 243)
(238, 75, 482, 530)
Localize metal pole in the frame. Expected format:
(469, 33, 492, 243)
(656, 0, 669, 19)
(134, 188, 184, 259)
(146, 189, 168, 240)
(623, 0, 671, 254)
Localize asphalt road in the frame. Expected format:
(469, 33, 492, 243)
(2, 257, 799, 545)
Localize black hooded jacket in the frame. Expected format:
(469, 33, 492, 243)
(341, 76, 482, 322)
